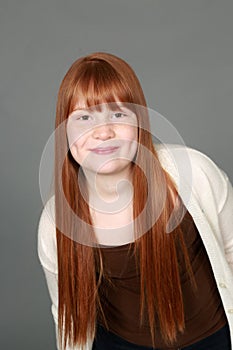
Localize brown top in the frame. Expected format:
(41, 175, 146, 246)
(96, 209, 227, 349)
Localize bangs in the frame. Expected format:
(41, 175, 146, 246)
(69, 60, 134, 114)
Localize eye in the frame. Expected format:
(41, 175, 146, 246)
(112, 112, 126, 119)
(77, 115, 90, 121)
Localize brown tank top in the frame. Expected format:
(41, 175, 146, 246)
(96, 209, 227, 348)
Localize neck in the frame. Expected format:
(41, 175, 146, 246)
(82, 166, 134, 214)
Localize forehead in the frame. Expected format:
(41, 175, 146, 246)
(72, 100, 132, 114)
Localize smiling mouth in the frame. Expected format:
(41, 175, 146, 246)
(90, 146, 120, 155)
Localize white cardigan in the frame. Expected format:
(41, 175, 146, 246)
(37, 143, 233, 350)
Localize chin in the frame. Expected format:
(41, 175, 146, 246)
(87, 159, 133, 175)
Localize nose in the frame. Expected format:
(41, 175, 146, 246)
(92, 123, 115, 140)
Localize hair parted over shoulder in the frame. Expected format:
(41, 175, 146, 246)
(54, 52, 196, 349)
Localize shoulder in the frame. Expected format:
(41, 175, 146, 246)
(154, 143, 229, 212)
(155, 142, 221, 170)
(37, 195, 57, 273)
(154, 142, 226, 179)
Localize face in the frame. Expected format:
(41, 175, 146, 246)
(66, 102, 138, 175)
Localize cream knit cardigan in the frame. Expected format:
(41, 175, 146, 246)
(37, 144, 233, 350)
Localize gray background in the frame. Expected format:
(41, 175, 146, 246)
(1, 0, 233, 349)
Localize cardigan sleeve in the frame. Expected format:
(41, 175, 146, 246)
(37, 196, 57, 274)
(174, 145, 233, 275)
(37, 199, 91, 350)
(37, 198, 61, 348)
(42, 267, 60, 349)
(41, 268, 91, 350)
(218, 170, 233, 273)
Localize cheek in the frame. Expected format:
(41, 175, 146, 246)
(118, 125, 138, 141)
(67, 126, 82, 148)
(132, 127, 138, 141)
(67, 125, 88, 156)
(68, 136, 86, 165)
(69, 144, 80, 164)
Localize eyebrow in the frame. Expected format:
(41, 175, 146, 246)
(72, 107, 88, 112)
(70, 103, 129, 115)
(69, 108, 90, 116)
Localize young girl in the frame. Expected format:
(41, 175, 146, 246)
(38, 52, 233, 350)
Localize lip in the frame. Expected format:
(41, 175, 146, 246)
(90, 146, 120, 155)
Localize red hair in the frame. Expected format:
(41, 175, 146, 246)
(54, 52, 196, 349)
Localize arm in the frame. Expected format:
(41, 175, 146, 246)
(37, 198, 61, 349)
(37, 199, 90, 350)
(218, 170, 233, 273)
(185, 146, 233, 273)
(42, 267, 60, 349)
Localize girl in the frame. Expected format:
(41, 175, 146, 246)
(38, 52, 233, 350)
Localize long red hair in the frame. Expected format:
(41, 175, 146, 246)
(54, 52, 195, 349)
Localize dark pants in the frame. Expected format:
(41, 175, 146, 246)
(92, 323, 231, 350)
